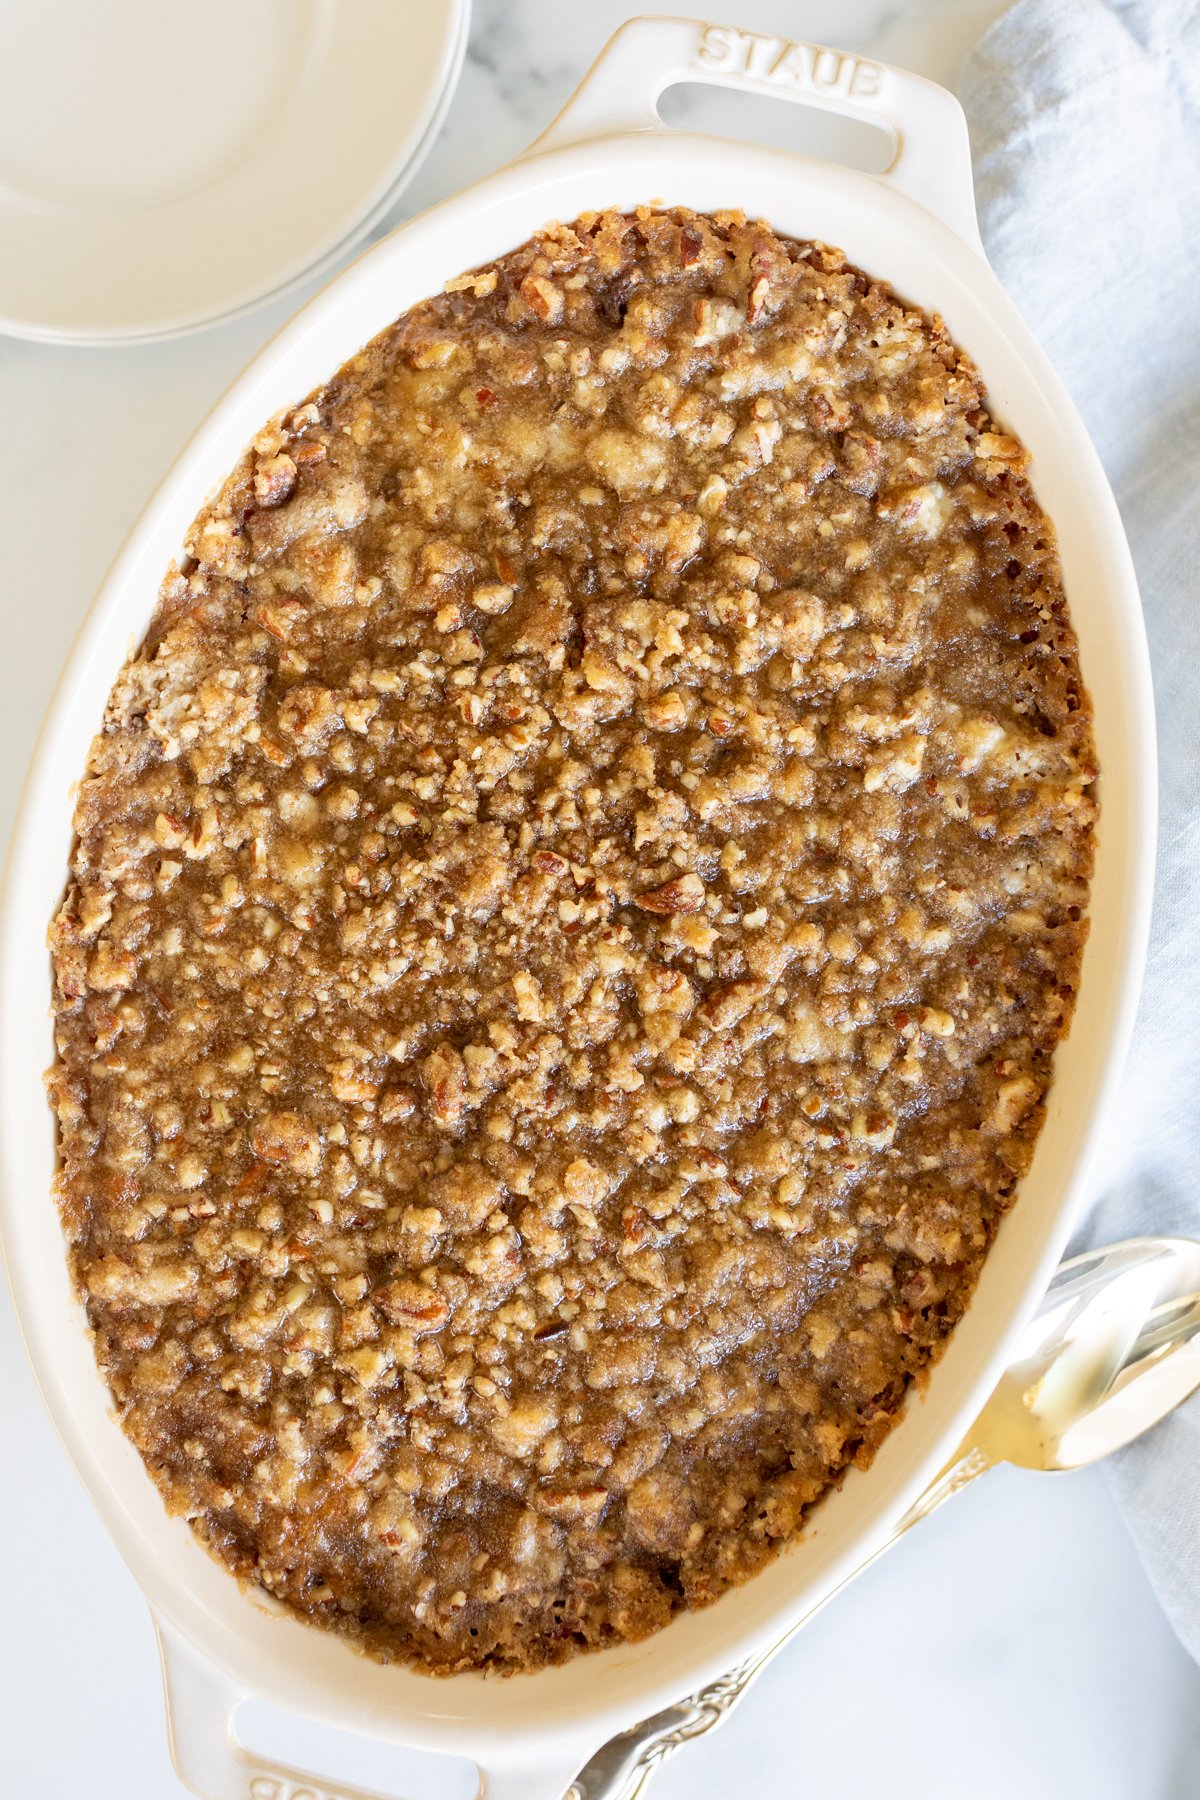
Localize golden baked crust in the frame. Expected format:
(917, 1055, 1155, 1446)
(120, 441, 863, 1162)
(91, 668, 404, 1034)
(48, 208, 1096, 1673)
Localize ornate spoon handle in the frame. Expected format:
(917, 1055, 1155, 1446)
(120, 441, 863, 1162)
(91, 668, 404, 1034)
(564, 1444, 991, 1800)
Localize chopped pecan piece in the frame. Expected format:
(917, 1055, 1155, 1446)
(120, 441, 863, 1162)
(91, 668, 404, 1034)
(633, 872, 706, 915)
(252, 451, 297, 508)
(249, 1111, 323, 1176)
(373, 1276, 449, 1334)
(534, 1484, 609, 1524)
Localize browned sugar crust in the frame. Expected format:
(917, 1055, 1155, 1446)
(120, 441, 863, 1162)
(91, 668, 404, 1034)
(49, 208, 1096, 1673)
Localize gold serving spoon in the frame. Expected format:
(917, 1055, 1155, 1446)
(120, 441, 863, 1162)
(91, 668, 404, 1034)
(564, 1237, 1200, 1800)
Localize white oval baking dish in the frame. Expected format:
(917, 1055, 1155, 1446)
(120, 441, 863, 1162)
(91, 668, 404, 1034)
(0, 18, 1156, 1800)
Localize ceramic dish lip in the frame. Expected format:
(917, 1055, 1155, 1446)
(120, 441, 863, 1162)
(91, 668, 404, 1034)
(0, 0, 471, 347)
(0, 122, 1156, 1769)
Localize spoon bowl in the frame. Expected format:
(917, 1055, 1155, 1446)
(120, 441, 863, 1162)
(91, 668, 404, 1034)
(967, 1235, 1200, 1473)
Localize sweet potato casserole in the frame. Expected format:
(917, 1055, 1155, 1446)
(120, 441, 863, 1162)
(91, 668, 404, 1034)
(48, 208, 1096, 1673)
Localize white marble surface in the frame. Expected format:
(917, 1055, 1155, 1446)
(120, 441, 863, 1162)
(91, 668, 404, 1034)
(2, 2, 1199, 1796)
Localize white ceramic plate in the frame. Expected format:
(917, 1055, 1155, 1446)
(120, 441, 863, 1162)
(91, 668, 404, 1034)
(0, 0, 470, 344)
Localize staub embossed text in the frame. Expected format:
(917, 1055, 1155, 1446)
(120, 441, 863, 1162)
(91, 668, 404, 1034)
(694, 22, 884, 100)
(248, 1773, 357, 1800)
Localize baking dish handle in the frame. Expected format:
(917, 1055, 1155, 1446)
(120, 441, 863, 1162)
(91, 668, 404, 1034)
(155, 1616, 589, 1800)
(529, 14, 982, 250)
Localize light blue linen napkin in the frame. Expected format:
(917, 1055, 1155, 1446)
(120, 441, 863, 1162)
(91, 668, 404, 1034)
(960, 0, 1200, 1663)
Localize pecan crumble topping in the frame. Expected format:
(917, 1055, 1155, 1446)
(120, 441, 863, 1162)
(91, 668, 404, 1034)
(48, 208, 1096, 1673)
